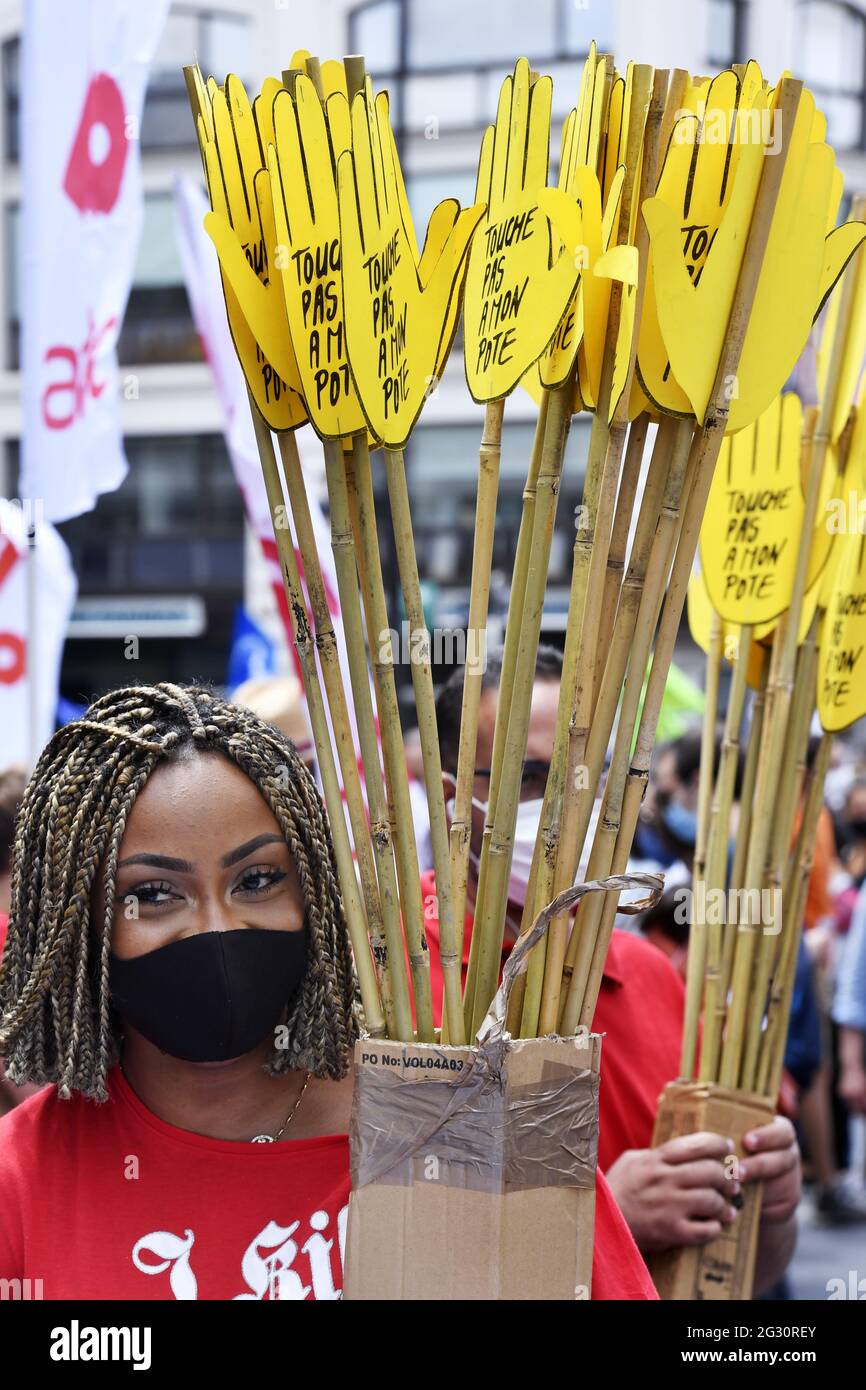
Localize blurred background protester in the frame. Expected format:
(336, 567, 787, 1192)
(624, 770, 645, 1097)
(231, 674, 317, 774)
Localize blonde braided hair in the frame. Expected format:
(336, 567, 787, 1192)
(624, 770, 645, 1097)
(0, 682, 358, 1100)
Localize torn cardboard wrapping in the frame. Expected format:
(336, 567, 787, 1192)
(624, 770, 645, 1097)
(343, 871, 663, 1301)
(647, 1080, 776, 1301)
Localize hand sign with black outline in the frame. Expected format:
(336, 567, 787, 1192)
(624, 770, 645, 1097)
(194, 71, 306, 431)
(463, 58, 580, 403)
(336, 84, 484, 448)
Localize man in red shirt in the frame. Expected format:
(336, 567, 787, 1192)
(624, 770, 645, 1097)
(428, 648, 801, 1291)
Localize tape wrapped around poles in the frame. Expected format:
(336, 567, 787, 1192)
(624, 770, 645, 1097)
(350, 871, 663, 1193)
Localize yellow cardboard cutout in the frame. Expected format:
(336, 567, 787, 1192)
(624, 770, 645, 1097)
(600, 64, 632, 236)
(193, 72, 306, 431)
(807, 435, 846, 589)
(687, 568, 767, 689)
(320, 60, 349, 101)
(538, 163, 637, 414)
(337, 87, 483, 449)
(818, 529, 866, 731)
(700, 393, 805, 624)
(644, 79, 866, 433)
(637, 65, 764, 419)
(463, 59, 579, 402)
(816, 240, 866, 444)
(573, 41, 609, 178)
(810, 398, 866, 599)
(265, 78, 370, 440)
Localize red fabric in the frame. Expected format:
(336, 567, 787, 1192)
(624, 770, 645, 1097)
(0, 1067, 348, 1301)
(593, 931, 685, 1170)
(0, 913, 7, 961)
(421, 870, 685, 1172)
(0, 1064, 656, 1300)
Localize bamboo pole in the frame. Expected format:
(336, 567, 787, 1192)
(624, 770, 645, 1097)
(467, 376, 574, 1034)
(306, 436, 413, 1040)
(680, 609, 723, 1078)
(571, 76, 807, 1031)
(517, 76, 675, 1039)
(523, 403, 632, 1037)
(558, 417, 696, 1033)
(525, 416, 678, 1034)
(758, 732, 832, 1097)
(248, 400, 385, 1037)
(349, 433, 435, 1040)
(719, 652, 768, 1019)
(739, 617, 820, 1089)
(463, 390, 549, 1030)
(524, 68, 660, 1036)
(728, 651, 766, 895)
(699, 622, 752, 1082)
(277, 432, 405, 1037)
(720, 241, 859, 1087)
(448, 398, 504, 1026)
(592, 412, 651, 701)
(382, 446, 465, 1043)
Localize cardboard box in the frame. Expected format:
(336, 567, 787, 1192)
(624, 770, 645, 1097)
(647, 1079, 776, 1301)
(343, 1029, 601, 1300)
(342, 871, 664, 1301)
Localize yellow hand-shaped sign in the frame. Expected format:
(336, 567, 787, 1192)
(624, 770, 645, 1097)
(637, 65, 765, 419)
(190, 71, 306, 432)
(700, 393, 806, 624)
(264, 76, 370, 440)
(819, 529, 866, 731)
(643, 77, 866, 432)
(463, 59, 579, 402)
(817, 230, 866, 445)
(337, 84, 484, 448)
(687, 567, 768, 689)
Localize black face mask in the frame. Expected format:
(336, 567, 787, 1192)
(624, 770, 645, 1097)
(108, 928, 307, 1063)
(846, 818, 866, 840)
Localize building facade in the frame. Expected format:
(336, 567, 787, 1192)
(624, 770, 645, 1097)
(0, 0, 860, 707)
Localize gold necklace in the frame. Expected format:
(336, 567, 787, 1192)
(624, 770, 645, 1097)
(250, 1072, 312, 1143)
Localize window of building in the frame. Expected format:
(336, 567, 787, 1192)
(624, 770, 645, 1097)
(1, 10, 253, 161)
(4, 194, 200, 369)
(44, 433, 245, 592)
(142, 7, 252, 149)
(118, 195, 200, 365)
(708, 0, 748, 68)
(2, 36, 19, 164)
(351, 0, 613, 130)
(799, 0, 866, 149)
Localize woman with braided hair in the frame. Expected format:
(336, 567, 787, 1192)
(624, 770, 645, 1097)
(0, 680, 658, 1300)
(0, 682, 357, 1300)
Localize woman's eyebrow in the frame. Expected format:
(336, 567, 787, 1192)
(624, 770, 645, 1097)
(220, 833, 285, 868)
(116, 853, 194, 872)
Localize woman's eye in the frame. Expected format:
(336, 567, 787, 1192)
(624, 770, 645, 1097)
(129, 880, 182, 907)
(234, 865, 287, 897)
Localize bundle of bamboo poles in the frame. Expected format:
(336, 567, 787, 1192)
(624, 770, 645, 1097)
(466, 58, 861, 1051)
(680, 200, 866, 1101)
(184, 44, 864, 1059)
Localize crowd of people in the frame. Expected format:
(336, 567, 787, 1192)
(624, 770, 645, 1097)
(0, 655, 863, 1300)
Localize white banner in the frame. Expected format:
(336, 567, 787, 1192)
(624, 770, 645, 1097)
(20, 0, 170, 523)
(0, 504, 76, 765)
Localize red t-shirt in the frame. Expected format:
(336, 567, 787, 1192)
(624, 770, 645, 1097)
(0, 1063, 656, 1299)
(592, 930, 684, 1170)
(421, 871, 685, 1173)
